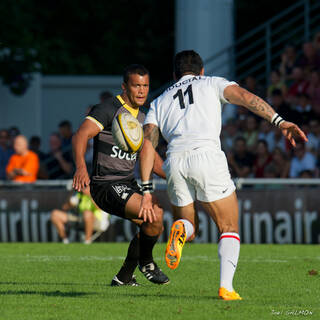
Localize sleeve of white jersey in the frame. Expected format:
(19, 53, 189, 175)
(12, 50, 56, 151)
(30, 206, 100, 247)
(144, 100, 159, 126)
(214, 77, 238, 104)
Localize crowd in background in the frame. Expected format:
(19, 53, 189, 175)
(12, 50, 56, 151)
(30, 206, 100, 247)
(0, 91, 113, 183)
(0, 121, 74, 182)
(218, 33, 320, 179)
(1, 35, 320, 183)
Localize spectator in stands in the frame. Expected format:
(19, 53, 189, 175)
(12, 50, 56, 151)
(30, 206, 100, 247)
(7, 126, 20, 149)
(253, 140, 273, 178)
(268, 147, 290, 178)
(305, 119, 320, 156)
(263, 163, 278, 178)
(287, 66, 309, 105)
(271, 89, 300, 123)
(267, 70, 287, 102)
(227, 136, 254, 178)
(29, 136, 48, 179)
(289, 141, 316, 178)
(99, 90, 113, 103)
(258, 120, 275, 151)
(51, 186, 109, 244)
(6, 135, 39, 183)
(297, 42, 320, 72)
(298, 169, 314, 179)
(58, 120, 73, 152)
(271, 126, 287, 153)
(313, 32, 320, 54)
(243, 75, 265, 99)
(243, 115, 259, 151)
(29, 136, 46, 160)
(0, 129, 14, 180)
(43, 133, 73, 179)
(294, 93, 316, 126)
(221, 119, 242, 153)
(279, 44, 298, 85)
(235, 105, 250, 132)
(306, 69, 320, 115)
(222, 102, 237, 125)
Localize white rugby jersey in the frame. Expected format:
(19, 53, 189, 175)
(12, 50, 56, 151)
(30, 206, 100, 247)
(145, 74, 237, 154)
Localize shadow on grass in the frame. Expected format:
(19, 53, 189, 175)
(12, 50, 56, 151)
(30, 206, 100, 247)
(114, 292, 220, 300)
(0, 281, 105, 287)
(0, 290, 95, 297)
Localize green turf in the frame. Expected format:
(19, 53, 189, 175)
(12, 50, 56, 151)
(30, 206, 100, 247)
(0, 243, 319, 320)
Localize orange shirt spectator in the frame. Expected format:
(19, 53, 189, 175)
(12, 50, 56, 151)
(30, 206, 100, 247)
(6, 135, 39, 183)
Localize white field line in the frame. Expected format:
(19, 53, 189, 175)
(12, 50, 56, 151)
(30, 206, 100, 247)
(2, 255, 320, 263)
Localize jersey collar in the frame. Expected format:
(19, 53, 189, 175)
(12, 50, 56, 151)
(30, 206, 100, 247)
(116, 95, 139, 118)
(178, 74, 198, 81)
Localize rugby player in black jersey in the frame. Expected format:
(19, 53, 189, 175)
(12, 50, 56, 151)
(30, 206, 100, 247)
(72, 64, 169, 286)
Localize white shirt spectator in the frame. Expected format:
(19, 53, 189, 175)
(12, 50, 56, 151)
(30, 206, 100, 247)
(289, 151, 316, 177)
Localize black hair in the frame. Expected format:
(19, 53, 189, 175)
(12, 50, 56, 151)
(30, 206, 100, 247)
(30, 136, 41, 144)
(59, 120, 72, 128)
(257, 139, 269, 149)
(123, 64, 149, 84)
(174, 50, 203, 79)
(271, 88, 283, 97)
(99, 91, 112, 101)
(235, 136, 246, 144)
(51, 132, 61, 138)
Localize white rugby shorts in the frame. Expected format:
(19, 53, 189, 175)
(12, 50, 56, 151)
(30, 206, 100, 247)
(163, 148, 236, 206)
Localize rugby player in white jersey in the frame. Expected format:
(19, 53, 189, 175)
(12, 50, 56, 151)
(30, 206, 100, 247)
(138, 50, 307, 300)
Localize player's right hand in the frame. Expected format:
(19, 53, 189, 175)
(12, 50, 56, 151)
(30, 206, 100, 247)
(139, 193, 156, 223)
(73, 166, 90, 192)
(279, 121, 308, 147)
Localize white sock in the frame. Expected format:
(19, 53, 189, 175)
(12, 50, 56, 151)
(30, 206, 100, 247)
(218, 232, 240, 292)
(62, 238, 69, 244)
(179, 219, 194, 240)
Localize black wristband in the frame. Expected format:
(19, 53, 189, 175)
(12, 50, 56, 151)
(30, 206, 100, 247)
(141, 180, 153, 194)
(271, 113, 285, 128)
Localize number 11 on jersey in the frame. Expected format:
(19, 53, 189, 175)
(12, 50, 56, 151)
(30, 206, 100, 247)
(173, 84, 194, 109)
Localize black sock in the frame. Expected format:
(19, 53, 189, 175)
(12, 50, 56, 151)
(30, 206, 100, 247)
(116, 233, 139, 283)
(139, 230, 158, 266)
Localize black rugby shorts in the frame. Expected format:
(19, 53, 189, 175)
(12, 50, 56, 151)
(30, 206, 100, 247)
(90, 178, 141, 218)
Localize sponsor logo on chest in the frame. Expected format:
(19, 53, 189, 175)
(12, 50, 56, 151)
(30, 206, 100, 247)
(110, 146, 137, 161)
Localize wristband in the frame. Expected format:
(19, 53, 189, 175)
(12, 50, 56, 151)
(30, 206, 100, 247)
(141, 180, 153, 194)
(271, 113, 285, 128)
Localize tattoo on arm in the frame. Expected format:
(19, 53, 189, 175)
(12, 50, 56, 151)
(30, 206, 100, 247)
(225, 86, 275, 121)
(144, 124, 160, 149)
(247, 94, 274, 121)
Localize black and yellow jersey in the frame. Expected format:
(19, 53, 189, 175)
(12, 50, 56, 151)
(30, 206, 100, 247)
(86, 95, 145, 182)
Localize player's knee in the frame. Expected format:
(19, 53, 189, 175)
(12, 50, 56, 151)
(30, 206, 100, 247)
(51, 210, 59, 222)
(83, 210, 92, 221)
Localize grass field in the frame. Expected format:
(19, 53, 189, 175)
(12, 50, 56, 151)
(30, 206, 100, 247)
(0, 243, 319, 320)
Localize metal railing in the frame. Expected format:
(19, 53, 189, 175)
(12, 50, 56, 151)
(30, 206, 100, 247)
(151, 0, 320, 99)
(204, 0, 320, 86)
(1, 178, 320, 191)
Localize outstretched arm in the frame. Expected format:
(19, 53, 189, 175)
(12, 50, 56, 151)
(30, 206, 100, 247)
(224, 85, 308, 146)
(138, 123, 160, 222)
(140, 124, 160, 181)
(72, 119, 100, 191)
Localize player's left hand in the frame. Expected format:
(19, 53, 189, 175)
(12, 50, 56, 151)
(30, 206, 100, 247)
(279, 121, 308, 147)
(138, 193, 156, 223)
